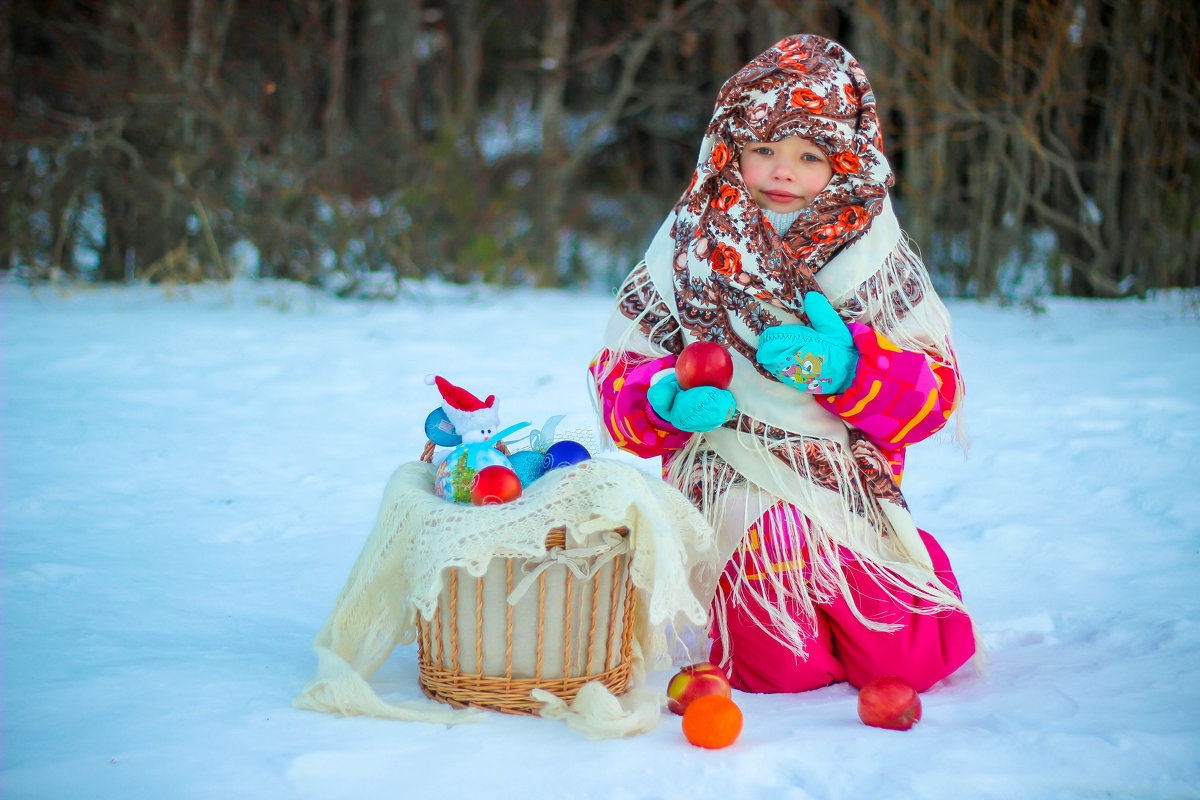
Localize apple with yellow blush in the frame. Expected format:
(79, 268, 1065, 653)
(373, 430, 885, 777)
(666, 662, 733, 715)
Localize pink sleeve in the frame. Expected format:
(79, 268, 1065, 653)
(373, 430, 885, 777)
(816, 322, 960, 452)
(590, 349, 693, 458)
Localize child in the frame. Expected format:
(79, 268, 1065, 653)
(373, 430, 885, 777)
(590, 34, 977, 694)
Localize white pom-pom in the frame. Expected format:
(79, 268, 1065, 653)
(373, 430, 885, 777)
(424, 374, 437, 386)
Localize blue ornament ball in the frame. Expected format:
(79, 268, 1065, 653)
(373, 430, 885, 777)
(544, 440, 591, 471)
(434, 442, 513, 503)
(508, 450, 548, 488)
(424, 407, 463, 447)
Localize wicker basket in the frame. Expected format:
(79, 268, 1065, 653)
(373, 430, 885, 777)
(416, 443, 637, 716)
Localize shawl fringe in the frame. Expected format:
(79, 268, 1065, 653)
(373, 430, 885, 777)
(662, 424, 967, 664)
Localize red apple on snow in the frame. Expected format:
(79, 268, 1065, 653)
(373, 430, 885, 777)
(857, 675, 922, 730)
(666, 662, 732, 715)
(675, 341, 734, 391)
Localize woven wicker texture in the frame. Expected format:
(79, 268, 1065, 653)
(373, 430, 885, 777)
(415, 526, 636, 715)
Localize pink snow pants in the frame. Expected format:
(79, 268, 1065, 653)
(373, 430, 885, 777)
(709, 529, 975, 694)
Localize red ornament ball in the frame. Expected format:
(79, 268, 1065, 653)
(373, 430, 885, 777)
(676, 341, 734, 391)
(469, 465, 522, 505)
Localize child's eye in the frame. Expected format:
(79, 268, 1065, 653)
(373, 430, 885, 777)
(752, 146, 773, 156)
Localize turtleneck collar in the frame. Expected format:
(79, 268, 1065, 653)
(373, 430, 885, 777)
(761, 207, 803, 235)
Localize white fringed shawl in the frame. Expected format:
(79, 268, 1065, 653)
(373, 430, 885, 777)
(600, 197, 970, 665)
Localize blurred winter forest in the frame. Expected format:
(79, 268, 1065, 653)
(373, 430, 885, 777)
(3, 0, 1198, 297)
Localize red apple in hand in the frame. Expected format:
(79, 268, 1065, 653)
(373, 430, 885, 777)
(666, 662, 732, 715)
(857, 676, 922, 730)
(675, 341, 734, 391)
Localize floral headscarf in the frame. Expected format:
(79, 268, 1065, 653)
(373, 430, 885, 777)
(670, 35, 894, 361)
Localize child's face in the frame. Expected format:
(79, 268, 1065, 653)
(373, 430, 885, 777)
(738, 136, 833, 213)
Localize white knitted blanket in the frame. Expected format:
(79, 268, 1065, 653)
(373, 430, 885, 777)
(293, 457, 718, 738)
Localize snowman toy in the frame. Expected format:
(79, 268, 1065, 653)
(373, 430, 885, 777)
(424, 374, 500, 453)
(424, 376, 529, 503)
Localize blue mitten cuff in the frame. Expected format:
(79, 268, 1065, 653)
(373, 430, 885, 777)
(647, 372, 736, 433)
(756, 292, 859, 394)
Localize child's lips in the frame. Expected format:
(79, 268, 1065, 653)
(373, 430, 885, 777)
(764, 190, 800, 203)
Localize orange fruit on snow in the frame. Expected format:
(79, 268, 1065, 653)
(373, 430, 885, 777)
(681, 694, 743, 749)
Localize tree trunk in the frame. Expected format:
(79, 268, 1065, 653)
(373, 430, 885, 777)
(533, 0, 576, 280)
(356, 0, 420, 157)
(0, 0, 12, 124)
(323, 0, 350, 159)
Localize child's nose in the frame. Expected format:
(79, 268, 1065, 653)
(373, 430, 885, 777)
(771, 161, 797, 181)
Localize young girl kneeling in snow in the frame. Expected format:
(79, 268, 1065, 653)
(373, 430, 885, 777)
(590, 35, 978, 694)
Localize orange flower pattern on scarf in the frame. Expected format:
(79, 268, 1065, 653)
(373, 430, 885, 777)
(829, 150, 861, 174)
(709, 242, 742, 277)
(789, 87, 824, 111)
(709, 143, 732, 172)
(712, 184, 739, 212)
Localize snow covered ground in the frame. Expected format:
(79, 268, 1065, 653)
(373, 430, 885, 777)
(4, 278, 1199, 799)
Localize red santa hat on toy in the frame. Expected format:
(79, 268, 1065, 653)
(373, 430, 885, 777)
(424, 375, 499, 438)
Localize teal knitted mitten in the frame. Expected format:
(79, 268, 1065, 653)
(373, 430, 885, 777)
(647, 372, 736, 433)
(756, 292, 859, 395)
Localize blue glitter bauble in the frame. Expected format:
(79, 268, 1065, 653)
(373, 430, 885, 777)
(544, 440, 591, 471)
(508, 450, 548, 488)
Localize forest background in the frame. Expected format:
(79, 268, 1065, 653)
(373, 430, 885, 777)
(4, 0, 1198, 299)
